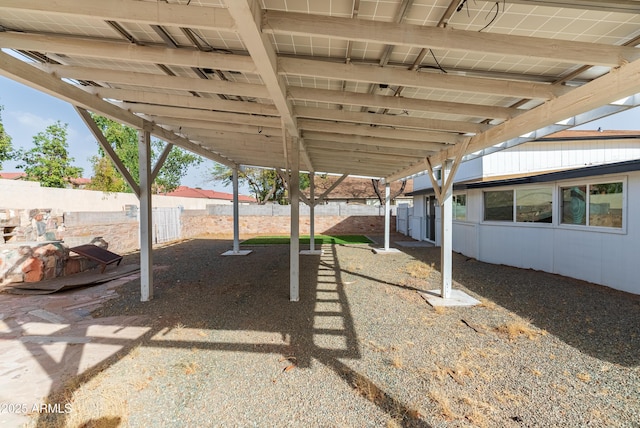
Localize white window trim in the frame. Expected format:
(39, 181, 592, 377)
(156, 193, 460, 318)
(482, 188, 514, 223)
(482, 185, 554, 225)
(556, 175, 627, 234)
(453, 192, 467, 221)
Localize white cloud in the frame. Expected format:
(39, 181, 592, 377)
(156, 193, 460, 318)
(10, 111, 57, 132)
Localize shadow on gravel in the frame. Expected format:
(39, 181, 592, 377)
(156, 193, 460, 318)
(400, 246, 640, 367)
(29, 238, 430, 427)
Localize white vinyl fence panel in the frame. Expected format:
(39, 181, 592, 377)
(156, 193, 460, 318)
(153, 207, 181, 244)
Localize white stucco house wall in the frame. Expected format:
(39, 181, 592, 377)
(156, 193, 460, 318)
(401, 130, 640, 295)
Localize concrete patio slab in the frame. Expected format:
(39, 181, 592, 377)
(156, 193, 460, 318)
(221, 250, 253, 256)
(372, 248, 402, 254)
(419, 289, 481, 307)
(395, 241, 435, 248)
(300, 249, 324, 255)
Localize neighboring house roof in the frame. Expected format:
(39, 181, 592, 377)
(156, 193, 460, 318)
(0, 172, 26, 180)
(0, 172, 92, 186)
(70, 177, 91, 186)
(407, 159, 640, 196)
(302, 176, 413, 201)
(166, 186, 256, 203)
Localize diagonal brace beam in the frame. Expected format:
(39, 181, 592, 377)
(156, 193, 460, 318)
(151, 142, 173, 183)
(75, 106, 141, 197)
(315, 174, 348, 205)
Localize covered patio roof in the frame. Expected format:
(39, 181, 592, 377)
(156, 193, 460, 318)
(1, 0, 639, 303)
(0, 0, 639, 181)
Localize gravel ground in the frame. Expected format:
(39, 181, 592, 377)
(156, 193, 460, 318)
(31, 235, 640, 427)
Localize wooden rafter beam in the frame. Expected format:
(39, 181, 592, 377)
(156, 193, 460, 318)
(301, 131, 446, 152)
(223, 0, 313, 172)
(288, 87, 518, 120)
(117, 103, 281, 129)
(149, 117, 281, 137)
(312, 163, 396, 177)
(280, 58, 568, 100)
(385, 58, 640, 182)
(306, 149, 418, 163)
(264, 11, 640, 67)
(37, 64, 269, 99)
(295, 106, 490, 134)
(0, 0, 236, 31)
(175, 130, 283, 148)
(0, 51, 236, 168)
(304, 139, 435, 158)
(84, 87, 279, 117)
(0, 32, 254, 73)
(299, 119, 464, 144)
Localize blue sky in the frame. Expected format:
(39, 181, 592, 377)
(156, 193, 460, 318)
(1, 74, 639, 189)
(0, 75, 227, 191)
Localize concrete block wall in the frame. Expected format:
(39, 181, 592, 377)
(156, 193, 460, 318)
(61, 210, 394, 254)
(2, 208, 395, 286)
(181, 214, 394, 238)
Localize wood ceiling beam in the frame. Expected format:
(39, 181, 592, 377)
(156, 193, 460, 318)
(299, 119, 464, 144)
(288, 87, 518, 120)
(295, 106, 489, 134)
(85, 87, 279, 116)
(0, 0, 236, 32)
(306, 148, 418, 163)
(0, 51, 236, 167)
(311, 162, 397, 177)
(200, 147, 283, 160)
(150, 117, 282, 137)
(313, 159, 403, 171)
(177, 129, 283, 147)
(302, 131, 446, 151)
(304, 139, 435, 158)
(39, 64, 269, 99)
(386, 58, 640, 182)
(117, 103, 281, 128)
(0, 32, 254, 73)
(264, 11, 640, 67)
(223, 0, 313, 172)
(280, 57, 567, 100)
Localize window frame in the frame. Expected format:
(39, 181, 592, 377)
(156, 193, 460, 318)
(483, 189, 514, 222)
(452, 192, 467, 221)
(558, 176, 627, 233)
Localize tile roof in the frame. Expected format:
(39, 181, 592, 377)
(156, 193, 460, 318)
(0, 172, 27, 180)
(165, 186, 256, 203)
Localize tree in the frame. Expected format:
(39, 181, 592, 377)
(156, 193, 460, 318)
(0, 105, 14, 169)
(210, 164, 309, 204)
(87, 114, 202, 193)
(371, 179, 407, 205)
(86, 154, 128, 193)
(15, 121, 82, 188)
(152, 140, 202, 193)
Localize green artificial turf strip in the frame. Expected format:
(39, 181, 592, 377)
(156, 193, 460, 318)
(241, 235, 372, 245)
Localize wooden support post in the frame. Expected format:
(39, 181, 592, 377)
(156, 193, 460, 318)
(440, 159, 453, 299)
(290, 137, 300, 301)
(384, 182, 391, 251)
(232, 166, 240, 253)
(309, 171, 315, 252)
(138, 129, 153, 302)
(222, 165, 252, 256)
